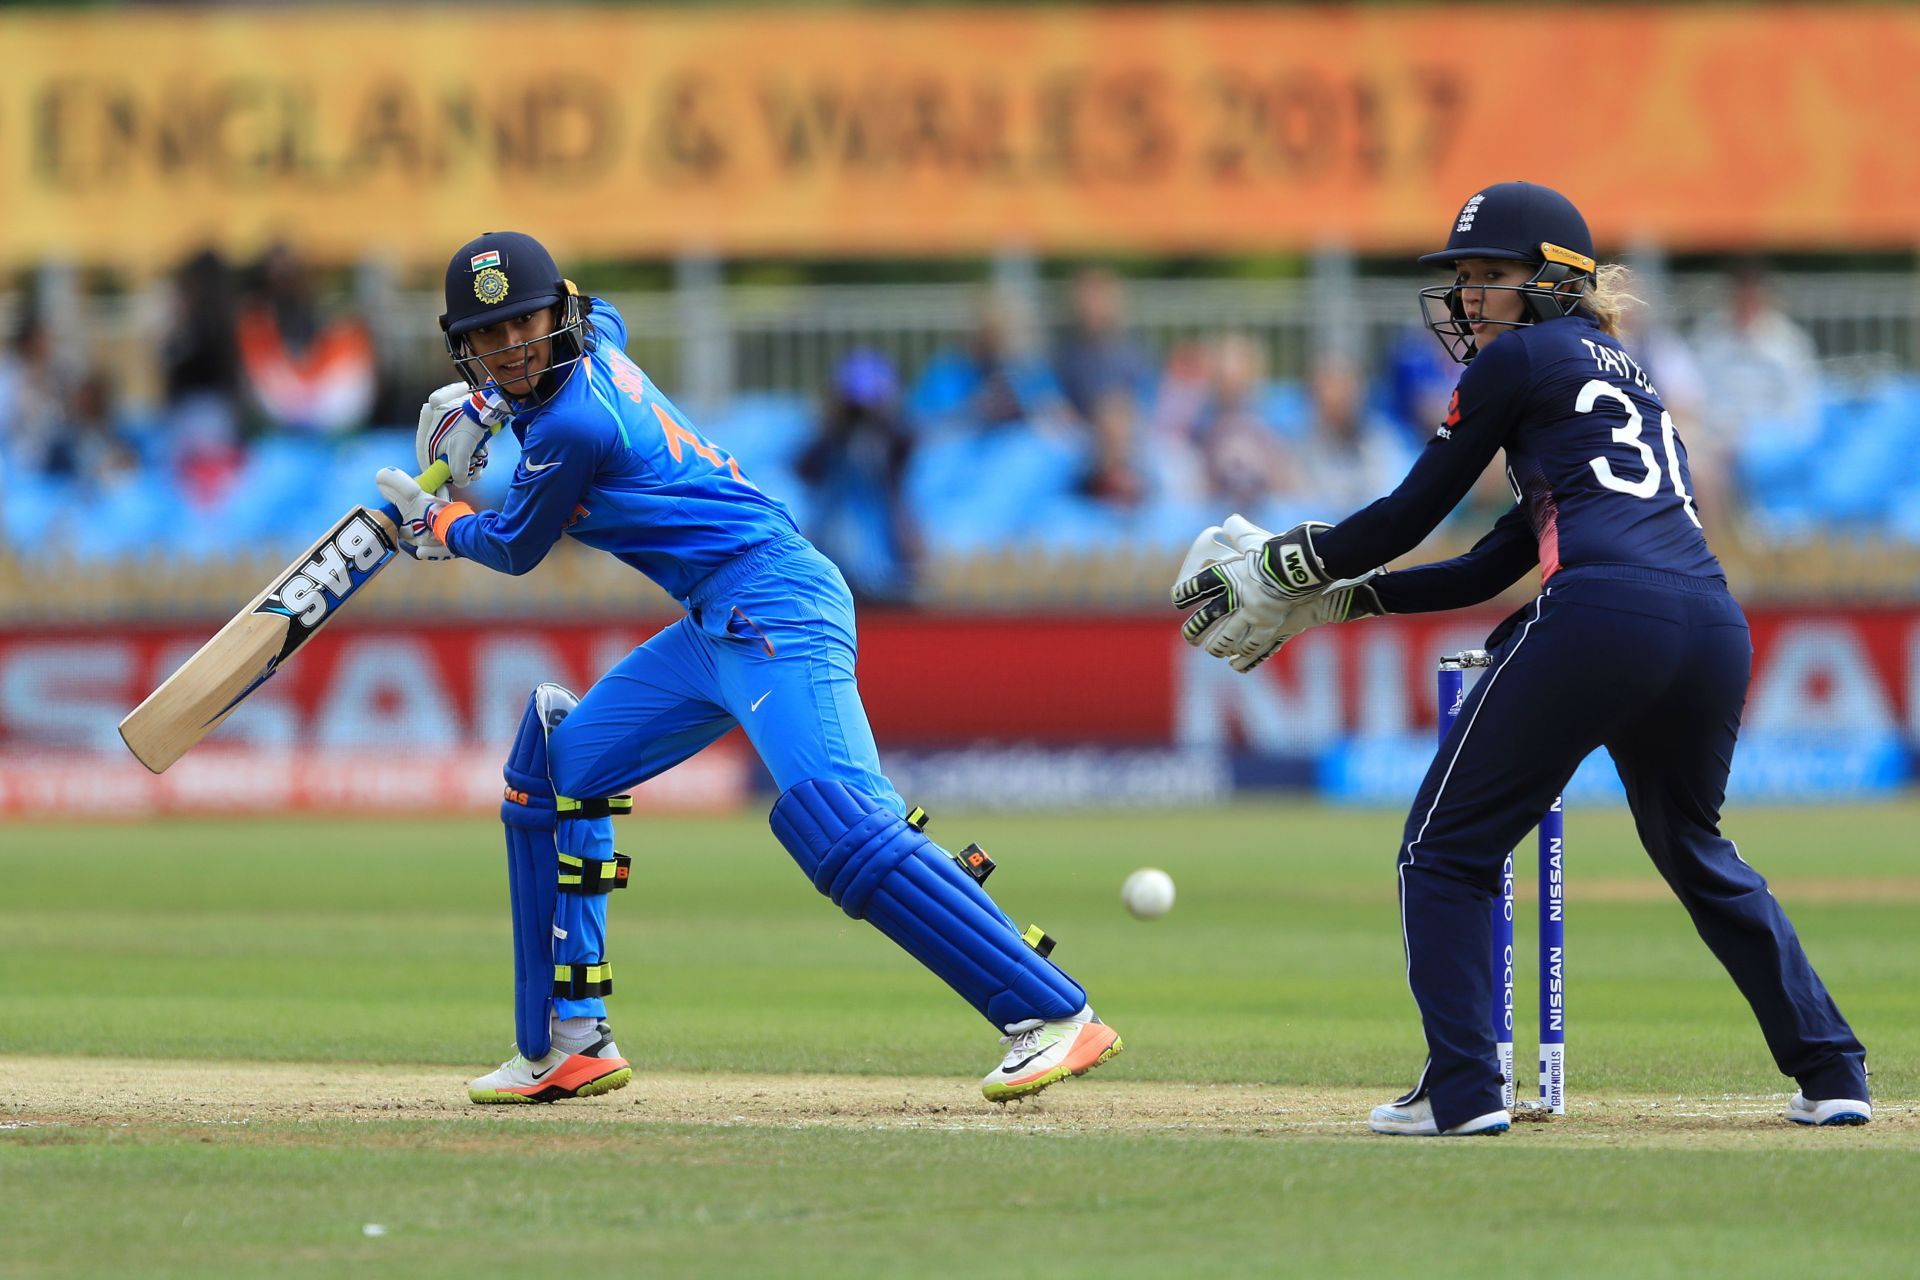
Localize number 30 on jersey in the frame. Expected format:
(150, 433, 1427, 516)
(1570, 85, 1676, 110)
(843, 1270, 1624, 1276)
(1578, 379, 1701, 528)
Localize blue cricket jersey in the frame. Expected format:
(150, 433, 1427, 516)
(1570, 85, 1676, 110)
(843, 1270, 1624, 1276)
(1316, 312, 1722, 612)
(443, 302, 800, 601)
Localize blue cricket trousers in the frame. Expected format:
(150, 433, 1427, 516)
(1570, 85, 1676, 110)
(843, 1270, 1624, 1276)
(1398, 565, 1869, 1128)
(545, 533, 904, 811)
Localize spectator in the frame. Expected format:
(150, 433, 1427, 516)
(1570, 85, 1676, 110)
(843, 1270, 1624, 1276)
(51, 368, 139, 482)
(1053, 266, 1152, 421)
(1146, 338, 1211, 501)
(1053, 266, 1150, 507)
(1622, 308, 1736, 538)
(1156, 332, 1294, 512)
(1294, 352, 1413, 516)
(236, 242, 377, 437)
(908, 289, 1064, 431)
(1379, 324, 1457, 447)
(1691, 259, 1821, 452)
(797, 349, 922, 602)
(0, 307, 66, 476)
(160, 248, 246, 502)
(1077, 393, 1147, 507)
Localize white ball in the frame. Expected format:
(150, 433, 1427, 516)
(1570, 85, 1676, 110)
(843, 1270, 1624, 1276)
(1121, 868, 1176, 920)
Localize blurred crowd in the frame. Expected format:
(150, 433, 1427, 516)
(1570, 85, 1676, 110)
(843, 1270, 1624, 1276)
(1, 252, 1910, 597)
(795, 261, 1877, 599)
(4, 245, 388, 483)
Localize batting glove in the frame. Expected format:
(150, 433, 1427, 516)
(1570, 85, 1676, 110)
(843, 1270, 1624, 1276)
(414, 382, 510, 485)
(375, 466, 455, 562)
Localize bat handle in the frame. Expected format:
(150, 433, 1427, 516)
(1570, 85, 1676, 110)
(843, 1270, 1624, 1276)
(376, 459, 455, 529)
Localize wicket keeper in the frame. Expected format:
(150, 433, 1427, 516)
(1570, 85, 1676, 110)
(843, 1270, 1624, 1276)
(1173, 183, 1871, 1136)
(377, 232, 1121, 1103)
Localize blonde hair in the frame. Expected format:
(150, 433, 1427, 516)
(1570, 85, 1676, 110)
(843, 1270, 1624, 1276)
(1580, 263, 1642, 337)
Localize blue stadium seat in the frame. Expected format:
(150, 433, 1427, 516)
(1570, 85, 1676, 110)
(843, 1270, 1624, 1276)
(1031, 495, 1132, 554)
(1, 472, 78, 558)
(41, 368, 1920, 565)
(69, 471, 186, 563)
(1792, 379, 1920, 526)
(710, 393, 815, 469)
(1257, 381, 1312, 438)
(1135, 497, 1233, 556)
(906, 425, 1089, 555)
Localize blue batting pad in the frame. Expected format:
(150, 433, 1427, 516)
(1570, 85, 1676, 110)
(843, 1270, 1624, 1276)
(770, 778, 1083, 1028)
(502, 687, 564, 1060)
(502, 817, 557, 1061)
(500, 683, 618, 1059)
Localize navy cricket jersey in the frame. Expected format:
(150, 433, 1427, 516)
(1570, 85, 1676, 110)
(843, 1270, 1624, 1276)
(443, 301, 800, 601)
(1316, 313, 1721, 612)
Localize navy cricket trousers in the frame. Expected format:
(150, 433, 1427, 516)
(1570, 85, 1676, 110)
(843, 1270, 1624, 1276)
(1397, 565, 1869, 1128)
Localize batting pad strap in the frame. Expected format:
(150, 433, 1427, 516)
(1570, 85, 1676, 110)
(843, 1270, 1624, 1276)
(554, 962, 614, 1000)
(769, 779, 1085, 1027)
(559, 851, 631, 895)
(557, 795, 634, 820)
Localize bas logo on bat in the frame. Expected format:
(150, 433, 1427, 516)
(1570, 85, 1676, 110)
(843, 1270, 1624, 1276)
(260, 513, 395, 631)
(201, 511, 400, 728)
(120, 462, 440, 775)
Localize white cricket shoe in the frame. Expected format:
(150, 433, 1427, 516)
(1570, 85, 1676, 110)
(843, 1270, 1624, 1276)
(982, 1005, 1123, 1102)
(1786, 1091, 1871, 1127)
(1369, 1095, 1510, 1136)
(468, 1020, 632, 1104)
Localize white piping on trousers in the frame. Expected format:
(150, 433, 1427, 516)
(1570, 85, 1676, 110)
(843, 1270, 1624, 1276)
(1395, 590, 1553, 1077)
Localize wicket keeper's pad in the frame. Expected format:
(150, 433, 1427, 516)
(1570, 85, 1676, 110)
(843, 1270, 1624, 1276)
(502, 684, 630, 1061)
(771, 779, 1083, 1028)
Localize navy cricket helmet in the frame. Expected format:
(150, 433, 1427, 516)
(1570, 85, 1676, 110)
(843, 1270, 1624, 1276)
(1417, 181, 1597, 364)
(439, 231, 594, 403)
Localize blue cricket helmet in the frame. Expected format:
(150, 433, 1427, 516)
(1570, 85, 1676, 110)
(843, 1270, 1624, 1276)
(440, 231, 569, 339)
(1417, 181, 1599, 364)
(438, 231, 594, 402)
(1418, 181, 1594, 269)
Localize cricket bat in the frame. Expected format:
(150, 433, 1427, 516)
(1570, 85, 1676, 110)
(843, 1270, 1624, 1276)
(118, 459, 454, 774)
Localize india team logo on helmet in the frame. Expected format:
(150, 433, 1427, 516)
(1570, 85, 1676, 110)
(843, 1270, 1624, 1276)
(439, 230, 597, 408)
(473, 268, 510, 306)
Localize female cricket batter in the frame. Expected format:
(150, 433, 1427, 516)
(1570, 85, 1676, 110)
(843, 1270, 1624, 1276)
(1173, 182, 1870, 1135)
(375, 232, 1120, 1104)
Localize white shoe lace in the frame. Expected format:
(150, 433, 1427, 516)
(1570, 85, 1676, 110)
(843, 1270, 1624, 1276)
(1000, 1026, 1045, 1055)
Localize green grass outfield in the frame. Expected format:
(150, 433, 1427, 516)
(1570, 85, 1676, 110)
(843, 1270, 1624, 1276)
(4, 800, 1917, 1278)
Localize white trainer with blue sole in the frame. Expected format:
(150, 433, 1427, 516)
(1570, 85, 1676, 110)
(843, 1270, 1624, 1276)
(1369, 1095, 1510, 1136)
(1786, 1092, 1871, 1126)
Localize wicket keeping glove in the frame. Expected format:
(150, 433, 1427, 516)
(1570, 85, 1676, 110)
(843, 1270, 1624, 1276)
(1221, 573, 1386, 673)
(414, 382, 509, 485)
(1173, 513, 1275, 586)
(1172, 520, 1333, 655)
(375, 466, 456, 561)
